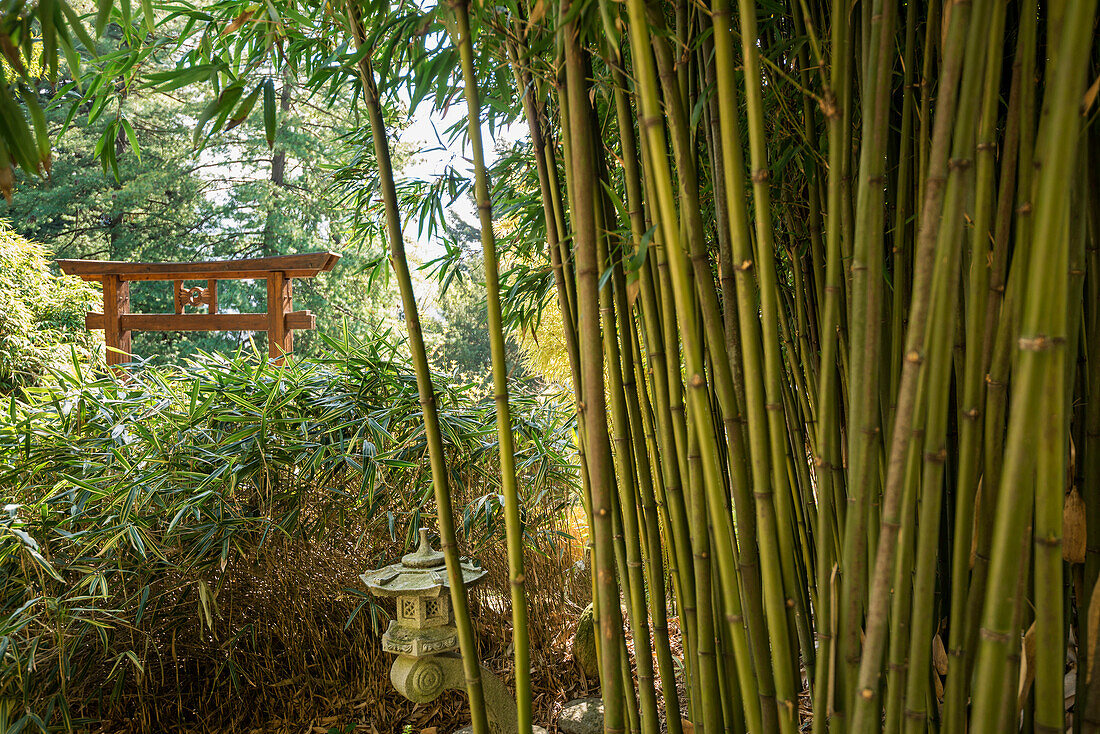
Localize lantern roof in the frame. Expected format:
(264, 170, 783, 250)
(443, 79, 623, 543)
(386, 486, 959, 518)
(360, 528, 487, 598)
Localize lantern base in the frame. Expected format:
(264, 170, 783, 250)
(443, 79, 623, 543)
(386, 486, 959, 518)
(389, 653, 534, 734)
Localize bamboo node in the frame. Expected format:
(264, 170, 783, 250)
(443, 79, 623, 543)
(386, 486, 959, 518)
(690, 373, 705, 388)
(978, 627, 1010, 643)
(1017, 334, 1054, 351)
(1034, 534, 1061, 548)
(923, 448, 948, 464)
(751, 169, 770, 183)
(976, 142, 996, 152)
(905, 350, 922, 364)
(737, 259, 754, 272)
(860, 687, 874, 700)
(1018, 201, 1032, 215)
(962, 408, 980, 420)
(947, 158, 972, 170)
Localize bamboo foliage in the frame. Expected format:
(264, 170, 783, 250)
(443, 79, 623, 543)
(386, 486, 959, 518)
(4, 0, 1100, 730)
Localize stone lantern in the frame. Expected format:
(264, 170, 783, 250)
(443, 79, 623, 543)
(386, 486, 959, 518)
(361, 527, 487, 661)
(361, 528, 546, 734)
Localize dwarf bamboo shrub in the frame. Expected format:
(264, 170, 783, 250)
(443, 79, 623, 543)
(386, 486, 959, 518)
(0, 223, 100, 392)
(0, 339, 581, 731)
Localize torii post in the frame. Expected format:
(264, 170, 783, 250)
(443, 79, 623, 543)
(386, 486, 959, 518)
(58, 252, 340, 366)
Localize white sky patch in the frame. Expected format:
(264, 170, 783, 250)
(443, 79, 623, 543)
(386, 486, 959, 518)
(397, 92, 527, 256)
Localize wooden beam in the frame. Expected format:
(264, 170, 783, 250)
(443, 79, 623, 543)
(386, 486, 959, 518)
(102, 275, 131, 367)
(58, 252, 340, 282)
(86, 311, 315, 331)
(267, 272, 293, 362)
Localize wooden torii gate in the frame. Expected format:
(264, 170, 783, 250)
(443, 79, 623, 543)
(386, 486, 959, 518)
(58, 252, 340, 366)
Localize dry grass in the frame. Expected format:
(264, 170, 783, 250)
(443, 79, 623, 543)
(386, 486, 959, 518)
(65, 503, 591, 734)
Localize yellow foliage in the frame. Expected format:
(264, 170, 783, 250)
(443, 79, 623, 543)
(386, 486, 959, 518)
(516, 301, 573, 387)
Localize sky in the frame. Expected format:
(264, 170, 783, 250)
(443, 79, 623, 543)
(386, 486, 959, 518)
(398, 93, 526, 254)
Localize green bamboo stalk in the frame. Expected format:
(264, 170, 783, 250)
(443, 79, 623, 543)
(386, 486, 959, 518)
(632, 205, 702, 726)
(503, 34, 580, 384)
(606, 55, 685, 734)
(625, 2, 771, 731)
(967, 0, 1038, 677)
(1082, 128, 1100, 734)
(847, 0, 973, 720)
(649, 230, 704, 720)
(698, 31, 750, 450)
(940, 0, 1012, 727)
(1026, 7, 1080, 728)
(886, 0, 920, 427)
(882, 412, 926, 734)
(448, 6, 532, 730)
(649, 220, 713, 731)
(708, 1, 805, 729)
(345, 7, 489, 733)
(790, 0, 826, 341)
(994, 515, 1034, 734)
(810, 0, 852, 722)
(685, 424, 724, 734)
(645, 7, 784, 724)
(621, 299, 685, 734)
(1065, 150, 1089, 734)
(833, 0, 890, 709)
(608, 495, 642, 734)
(729, 0, 815, 711)
(898, 0, 997, 729)
(561, 9, 625, 731)
(969, 0, 1097, 726)
(593, 153, 660, 733)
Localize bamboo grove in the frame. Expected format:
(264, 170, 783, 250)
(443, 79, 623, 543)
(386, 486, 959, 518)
(2, 0, 1100, 729)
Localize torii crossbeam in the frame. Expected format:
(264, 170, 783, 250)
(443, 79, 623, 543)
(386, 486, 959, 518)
(58, 252, 340, 366)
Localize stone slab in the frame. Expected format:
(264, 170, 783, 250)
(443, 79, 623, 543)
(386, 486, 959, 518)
(558, 697, 604, 734)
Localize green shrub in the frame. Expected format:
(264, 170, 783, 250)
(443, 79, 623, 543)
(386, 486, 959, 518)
(0, 221, 101, 392)
(0, 337, 583, 732)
